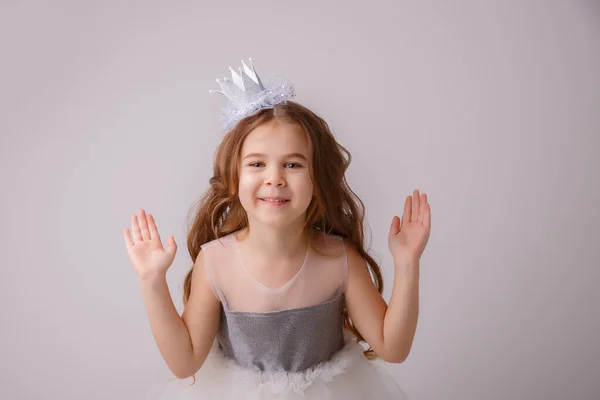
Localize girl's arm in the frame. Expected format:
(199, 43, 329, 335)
(345, 191, 429, 363)
(140, 251, 221, 379)
(344, 244, 419, 363)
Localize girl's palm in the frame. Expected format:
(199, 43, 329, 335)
(388, 190, 431, 264)
(124, 209, 177, 280)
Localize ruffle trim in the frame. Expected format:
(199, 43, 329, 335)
(167, 335, 367, 395)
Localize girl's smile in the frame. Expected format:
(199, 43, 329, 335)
(259, 196, 291, 206)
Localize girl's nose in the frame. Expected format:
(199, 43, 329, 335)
(265, 168, 286, 187)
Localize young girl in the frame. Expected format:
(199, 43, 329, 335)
(124, 59, 431, 399)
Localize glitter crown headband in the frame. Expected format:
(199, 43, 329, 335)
(209, 58, 295, 130)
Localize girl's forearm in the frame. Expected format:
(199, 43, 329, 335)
(139, 276, 196, 378)
(382, 260, 420, 362)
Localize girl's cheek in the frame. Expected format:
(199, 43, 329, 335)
(238, 175, 258, 195)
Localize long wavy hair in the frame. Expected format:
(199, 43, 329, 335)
(183, 101, 384, 358)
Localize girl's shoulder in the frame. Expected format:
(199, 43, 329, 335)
(200, 233, 236, 251)
(310, 231, 347, 259)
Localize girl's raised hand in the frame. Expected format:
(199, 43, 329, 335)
(124, 209, 177, 281)
(388, 189, 431, 266)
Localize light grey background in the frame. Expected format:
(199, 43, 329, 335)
(1, 1, 599, 399)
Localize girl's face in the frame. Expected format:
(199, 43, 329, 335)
(238, 121, 314, 229)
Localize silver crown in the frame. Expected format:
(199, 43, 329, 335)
(209, 58, 295, 130)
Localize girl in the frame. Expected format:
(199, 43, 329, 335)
(124, 59, 431, 399)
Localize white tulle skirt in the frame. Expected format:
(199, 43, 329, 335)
(151, 338, 412, 400)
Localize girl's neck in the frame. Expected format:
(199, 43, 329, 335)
(236, 221, 309, 261)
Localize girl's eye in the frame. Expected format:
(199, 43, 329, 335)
(248, 162, 302, 168)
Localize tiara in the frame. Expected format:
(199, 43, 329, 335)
(209, 58, 295, 130)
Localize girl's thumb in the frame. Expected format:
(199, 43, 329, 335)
(167, 236, 177, 255)
(389, 216, 400, 237)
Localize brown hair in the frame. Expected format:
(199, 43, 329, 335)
(183, 101, 383, 358)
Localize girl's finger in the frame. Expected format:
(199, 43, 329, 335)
(124, 228, 134, 247)
(411, 189, 420, 222)
(131, 214, 142, 241)
(401, 195, 411, 227)
(423, 203, 431, 229)
(418, 193, 427, 224)
(147, 214, 164, 249)
(139, 209, 151, 241)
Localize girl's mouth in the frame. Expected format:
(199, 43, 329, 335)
(259, 197, 290, 205)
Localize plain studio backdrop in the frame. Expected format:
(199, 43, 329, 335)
(1, 1, 599, 399)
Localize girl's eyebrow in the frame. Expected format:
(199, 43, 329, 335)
(242, 152, 307, 161)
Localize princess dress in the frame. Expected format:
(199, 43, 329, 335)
(154, 232, 412, 399)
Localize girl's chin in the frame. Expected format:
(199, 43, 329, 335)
(246, 210, 304, 226)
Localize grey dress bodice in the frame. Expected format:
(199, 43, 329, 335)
(217, 293, 346, 372)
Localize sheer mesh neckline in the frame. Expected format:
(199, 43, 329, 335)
(231, 233, 310, 292)
(223, 290, 342, 316)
